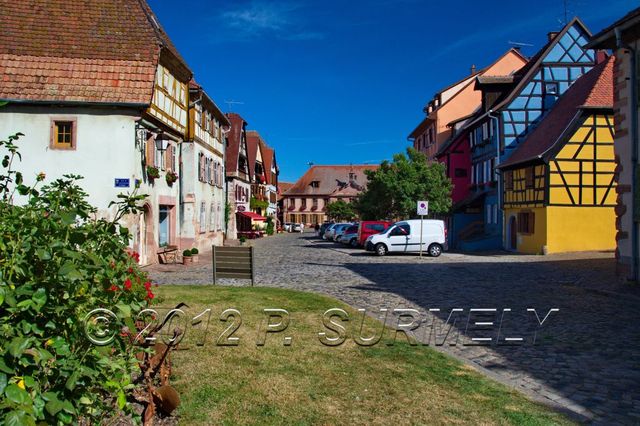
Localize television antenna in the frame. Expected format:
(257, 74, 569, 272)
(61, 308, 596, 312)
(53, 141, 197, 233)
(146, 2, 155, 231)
(508, 41, 534, 48)
(224, 100, 244, 112)
(307, 162, 315, 167)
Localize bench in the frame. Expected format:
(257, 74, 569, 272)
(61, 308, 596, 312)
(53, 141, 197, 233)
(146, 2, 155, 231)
(212, 246, 255, 286)
(157, 245, 179, 264)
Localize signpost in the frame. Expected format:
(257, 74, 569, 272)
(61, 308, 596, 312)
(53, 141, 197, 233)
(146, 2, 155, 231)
(417, 201, 429, 257)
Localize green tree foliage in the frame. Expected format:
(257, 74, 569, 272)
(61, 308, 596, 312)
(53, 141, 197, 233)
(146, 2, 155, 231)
(325, 200, 357, 221)
(354, 148, 452, 220)
(0, 133, 154, 424)
(265, 216, 275, 235)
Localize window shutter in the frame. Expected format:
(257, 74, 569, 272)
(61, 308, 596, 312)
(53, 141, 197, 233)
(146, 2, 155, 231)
(146, 137, 155, 167)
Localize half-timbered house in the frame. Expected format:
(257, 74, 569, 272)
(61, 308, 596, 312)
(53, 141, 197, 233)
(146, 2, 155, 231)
(458, 18, 597, 251)
(498, 56, 616, 254)
(182, 80, 230, 251)
(225, 113, 252, 239)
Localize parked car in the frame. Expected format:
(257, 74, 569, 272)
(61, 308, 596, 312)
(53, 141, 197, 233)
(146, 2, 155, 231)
(357, 220, 392, 247)
(332, 223, 353, 241)
(319, 222, 332, 238)
(338, 225, 359, 246)
(283, 222, 293, 232)
(365, 219, 446, 257)
(323, 223, 339, 240)
(292, 223, 303, 233)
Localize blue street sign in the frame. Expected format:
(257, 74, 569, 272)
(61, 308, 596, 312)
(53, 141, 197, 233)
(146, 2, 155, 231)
(114, 178, 130, 188)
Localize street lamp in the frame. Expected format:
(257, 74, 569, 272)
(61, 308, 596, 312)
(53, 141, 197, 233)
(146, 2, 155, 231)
(155, 134, 170, 152)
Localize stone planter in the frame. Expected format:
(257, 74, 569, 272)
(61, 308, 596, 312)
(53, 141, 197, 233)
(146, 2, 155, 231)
(191, 254, 199, 263)
(182, 255, 193, 265)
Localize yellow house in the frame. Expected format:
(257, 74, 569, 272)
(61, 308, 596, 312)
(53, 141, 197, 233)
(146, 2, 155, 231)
(499, 57, 616, 254)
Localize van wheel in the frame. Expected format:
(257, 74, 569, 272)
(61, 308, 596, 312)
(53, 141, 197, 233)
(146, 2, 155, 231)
(350, 238, 358, 247)
(428, 243, 442, 257)
(375, 243, 388, 256)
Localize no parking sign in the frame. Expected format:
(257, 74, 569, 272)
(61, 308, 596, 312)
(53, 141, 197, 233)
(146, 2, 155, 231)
(417, 201, 429, 216)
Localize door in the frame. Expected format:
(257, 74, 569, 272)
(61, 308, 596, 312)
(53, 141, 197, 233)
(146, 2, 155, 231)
(159, 206, 170, 247)
(388, 224, 410, 252)
(509, 216, 517, 250)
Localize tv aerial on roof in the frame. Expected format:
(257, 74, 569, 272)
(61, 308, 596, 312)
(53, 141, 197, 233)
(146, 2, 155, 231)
(508, 41, 534, 48)
(224, 100, 244, 112)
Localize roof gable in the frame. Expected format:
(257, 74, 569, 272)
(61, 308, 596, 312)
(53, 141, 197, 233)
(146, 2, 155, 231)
(285, 165, 378, 196)
(498, 56, 614, 169)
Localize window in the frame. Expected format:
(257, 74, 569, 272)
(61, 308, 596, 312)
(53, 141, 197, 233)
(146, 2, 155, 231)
(486, 205, 492, 224)
(505, 171, 513, 190)
(525, 167, 534, 188)
(367, 224, 386, 232)
(517, 212, 535, 234)
(51, 119, 76, 150)
(454, 168, 467, 178)
(390, 224, 410, 236)
(493, 205, 498, 225)
(199, 202, 206, 233)
(210, 203, 215, 231)
(491, 158, 496, 182)
(543, 82, 559, 110)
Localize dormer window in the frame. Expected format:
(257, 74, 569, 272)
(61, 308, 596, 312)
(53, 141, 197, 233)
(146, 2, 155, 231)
(310, 181, 320, 188)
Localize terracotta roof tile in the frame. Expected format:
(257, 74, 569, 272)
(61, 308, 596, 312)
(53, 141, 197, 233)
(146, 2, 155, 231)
(285, 165, 378, 196)
(499, 56, 614, 169)
(225, 113, 248, 174)
(0, 0, 189, 104)
(246, 131, 261, 181)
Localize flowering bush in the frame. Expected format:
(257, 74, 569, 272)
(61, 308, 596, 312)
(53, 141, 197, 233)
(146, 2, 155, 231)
(0, 133, 152, 424)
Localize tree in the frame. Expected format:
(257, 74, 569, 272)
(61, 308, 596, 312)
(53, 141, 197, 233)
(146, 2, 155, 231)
(325, 200, 357, 221)
(354, 148, 452, 220)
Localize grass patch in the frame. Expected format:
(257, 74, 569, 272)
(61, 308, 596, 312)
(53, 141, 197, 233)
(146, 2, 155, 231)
(156, 285, 573, 425)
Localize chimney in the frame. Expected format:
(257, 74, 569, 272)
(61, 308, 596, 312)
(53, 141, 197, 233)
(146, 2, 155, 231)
(548, 31, 560, 42)
(470, 64, 476, 75)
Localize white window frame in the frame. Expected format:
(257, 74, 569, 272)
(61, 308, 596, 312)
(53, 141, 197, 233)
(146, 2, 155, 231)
(199, 201, 206, 234)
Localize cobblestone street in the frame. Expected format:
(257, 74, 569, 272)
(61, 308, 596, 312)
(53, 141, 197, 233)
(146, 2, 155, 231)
(149, 232, 640, 424)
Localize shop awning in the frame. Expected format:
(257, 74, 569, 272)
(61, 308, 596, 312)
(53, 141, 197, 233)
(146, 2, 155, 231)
(238, 211, 267, 221)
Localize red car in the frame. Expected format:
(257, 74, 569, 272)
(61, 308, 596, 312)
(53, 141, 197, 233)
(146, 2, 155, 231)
(357, 221, 392, 247)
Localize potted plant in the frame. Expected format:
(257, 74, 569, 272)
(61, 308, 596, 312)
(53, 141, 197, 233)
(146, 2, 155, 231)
(166, 170, 178, 186)
(239, 235, 247, 245)
(182, 248, 193, 264)
(146, 165, 160, 181)
(190, 247, 199, 262)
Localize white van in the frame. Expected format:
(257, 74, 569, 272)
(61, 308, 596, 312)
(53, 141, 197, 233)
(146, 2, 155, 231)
(365, 219, 446, 257)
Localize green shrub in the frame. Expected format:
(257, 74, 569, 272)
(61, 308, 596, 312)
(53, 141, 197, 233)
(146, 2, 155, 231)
(190, 248, 199, 255)
(0, 133, 153, 424)
(182, 249, 192, 257)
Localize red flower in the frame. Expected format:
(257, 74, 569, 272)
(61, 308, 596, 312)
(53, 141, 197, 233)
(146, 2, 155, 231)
(146, 291, 155, 300)
(144, 281, 152, 291)
(127, 267, 133, 274)
(109, 285, 119, 292)
(124, 279, 132, 290)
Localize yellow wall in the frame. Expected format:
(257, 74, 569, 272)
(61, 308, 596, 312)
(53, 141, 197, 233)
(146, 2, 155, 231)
(545, 206, 616, 253)
(504, 207, 547, 254)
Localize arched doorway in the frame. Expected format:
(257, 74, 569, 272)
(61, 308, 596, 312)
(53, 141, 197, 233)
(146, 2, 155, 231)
(508, 216, 517, 251)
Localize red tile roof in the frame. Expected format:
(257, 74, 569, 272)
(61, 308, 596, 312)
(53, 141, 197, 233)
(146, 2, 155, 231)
(278, 182, 294, 195)
(0, 0, 190, 105)
(261, 144, 275, 185)
(284, 165, 378, 196)
(499, 55, 614, 169)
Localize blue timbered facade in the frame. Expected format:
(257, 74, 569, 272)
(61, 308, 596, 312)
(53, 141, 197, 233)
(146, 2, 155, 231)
(455, 18, 596, 251)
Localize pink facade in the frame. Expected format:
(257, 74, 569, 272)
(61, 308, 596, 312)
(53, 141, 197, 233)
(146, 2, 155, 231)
(437, 133, 471, 205)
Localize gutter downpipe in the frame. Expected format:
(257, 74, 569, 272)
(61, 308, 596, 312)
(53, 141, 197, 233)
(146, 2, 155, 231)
(488, 110, 501, 246)
(616, 27, 639, 282)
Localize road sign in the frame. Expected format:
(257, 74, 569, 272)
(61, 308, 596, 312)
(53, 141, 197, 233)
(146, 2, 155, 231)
(417, 201, 429, 216)
(114, 178, 130, 188)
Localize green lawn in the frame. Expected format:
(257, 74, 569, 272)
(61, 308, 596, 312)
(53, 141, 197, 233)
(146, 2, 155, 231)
(156, 285, 573, 425)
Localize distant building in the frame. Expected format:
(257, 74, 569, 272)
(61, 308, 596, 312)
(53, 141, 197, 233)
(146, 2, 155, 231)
(282, 165, 377, 225)
(408, 49, 527, 160)
(498, 57, 616, 254)
(587, 7, 640, 280)
(277, 181, 294, 225)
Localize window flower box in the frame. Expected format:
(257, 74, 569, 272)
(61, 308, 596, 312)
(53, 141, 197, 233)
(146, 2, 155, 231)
(146, 165, 160, 180)
(166, 170, 178, 186)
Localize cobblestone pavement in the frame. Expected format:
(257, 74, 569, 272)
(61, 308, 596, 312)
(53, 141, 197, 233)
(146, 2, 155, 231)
(148, 232, 640, 424)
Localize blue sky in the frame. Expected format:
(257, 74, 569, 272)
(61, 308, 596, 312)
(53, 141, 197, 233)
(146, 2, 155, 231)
(148, 0, 633, 182)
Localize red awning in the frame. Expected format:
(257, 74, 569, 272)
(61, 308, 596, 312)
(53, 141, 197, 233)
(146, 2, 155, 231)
(238, 211, 267, 221)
